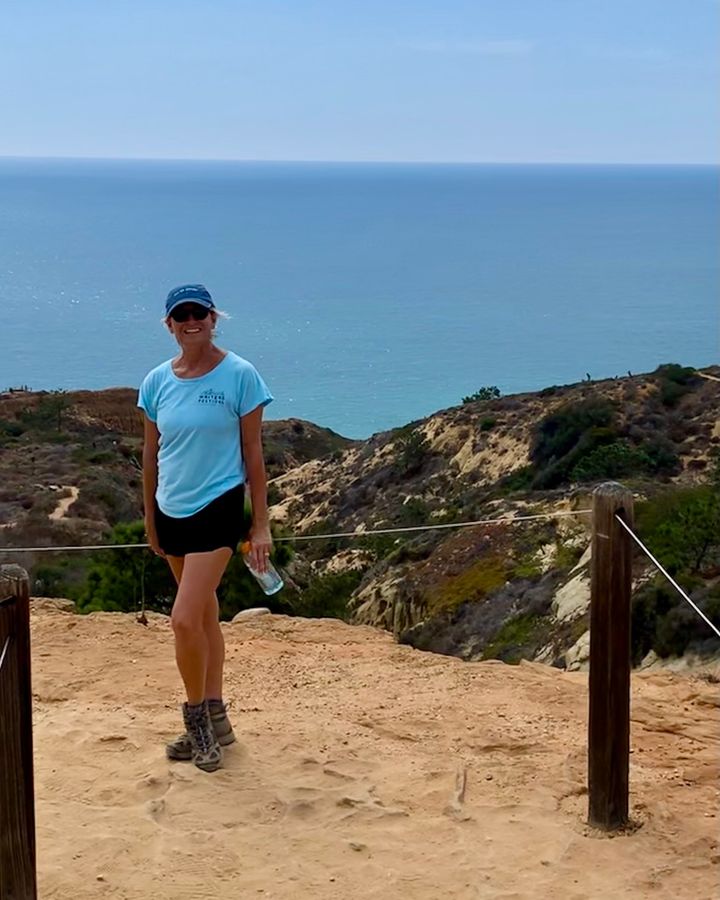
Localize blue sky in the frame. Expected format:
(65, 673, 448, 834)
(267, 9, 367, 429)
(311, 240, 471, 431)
(2, 0, 718, 163)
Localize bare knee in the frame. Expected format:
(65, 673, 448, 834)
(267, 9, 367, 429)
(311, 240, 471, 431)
(172, 591, 210, 637)
(171, 611, 204, 641)
(171, 550, 230, 637)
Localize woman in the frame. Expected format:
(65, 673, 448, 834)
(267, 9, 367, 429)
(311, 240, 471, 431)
(138, 283, 273, 772)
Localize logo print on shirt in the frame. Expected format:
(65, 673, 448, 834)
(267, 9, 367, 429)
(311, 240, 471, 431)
(198, 389, 225, 405)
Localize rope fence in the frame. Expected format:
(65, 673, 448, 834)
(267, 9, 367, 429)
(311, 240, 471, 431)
(0, 503, 716, 639)
(614, 515, 720, 639)
(0, 507, 593, 553)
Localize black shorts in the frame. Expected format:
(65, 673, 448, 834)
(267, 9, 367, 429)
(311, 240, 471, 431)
(154, 484, 246, 557)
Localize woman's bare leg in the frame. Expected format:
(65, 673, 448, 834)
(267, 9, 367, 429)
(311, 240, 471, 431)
(166, 555, 185, 585)
(167, 554, 226, 702)
(203, 592, 226, 701)
(170, 549, 232, 705)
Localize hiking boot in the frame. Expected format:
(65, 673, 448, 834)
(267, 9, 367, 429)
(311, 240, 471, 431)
(181, 700, 223, 772)
(167, 699, 236, 762)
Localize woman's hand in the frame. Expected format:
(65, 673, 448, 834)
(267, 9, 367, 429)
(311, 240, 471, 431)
(145, 519, 165, 558)
(248, 523, 273, 573)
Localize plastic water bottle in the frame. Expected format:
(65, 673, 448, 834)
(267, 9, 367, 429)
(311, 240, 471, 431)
(239, 541, 284, 595)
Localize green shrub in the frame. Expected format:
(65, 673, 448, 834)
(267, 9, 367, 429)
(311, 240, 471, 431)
(571, 441, 652, 482)
(18, 391, 71, 432)
(630, 584, 670, 663)
(511, 556, 543, 580)
(480, 417, 496, 432)
(462, 386, 501, 404)
(632, 580, 720, 662)
(397, 497, 430, 527)
(76, 521, 175, 614)
(356, 531, 402, 560)
(653, 363, 698, 407)
(482, 614, 544, 663)
(286, 570, 363, 620)
(528, 395, 678, 488)
(532, 426, 618, 489)
(0, 419, 25, 438)
(394, 429, 430, 477)
(531, 399, 616, 470)
(33, 563, 72, 597)
(295, 518, 346, 560)
(642, 437, 680, 475)
(73, 449, 116, 465)
(387, 542, 434, 566)
(499, 465, 534, 494)
(635, 486, 720, 575)
(426, 556, 507, 615)
(654, 363, 696, 384)
(554, 542, 584, 570)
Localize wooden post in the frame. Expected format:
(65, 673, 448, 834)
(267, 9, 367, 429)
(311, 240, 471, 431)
(0, 564, 37, 900)
(588, 482, 634, 830)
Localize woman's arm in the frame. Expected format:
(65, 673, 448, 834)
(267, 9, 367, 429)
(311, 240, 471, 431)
(141, 415, 164, 556)
(240, 405, 272, 572)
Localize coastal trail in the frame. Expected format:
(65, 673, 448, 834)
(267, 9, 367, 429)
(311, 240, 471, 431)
(47, 485, 79, 521)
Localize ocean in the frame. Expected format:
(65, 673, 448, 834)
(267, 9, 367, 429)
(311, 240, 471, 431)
(0, 159, 717, 439)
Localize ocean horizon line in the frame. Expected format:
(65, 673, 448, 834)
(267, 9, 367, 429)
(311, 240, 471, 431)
(1, 155, 717, 169)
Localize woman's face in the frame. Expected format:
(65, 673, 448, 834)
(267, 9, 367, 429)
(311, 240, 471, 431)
(166, 303, 216, 347)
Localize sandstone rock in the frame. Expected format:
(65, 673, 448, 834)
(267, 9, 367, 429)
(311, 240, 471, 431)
(639, 650, 659, 669)
(312, 549, 374, 577)
(570, 544, 592, 574)
(565, 629, 590, 671)
(348, 571, 425, 638)
(232, 608, 271, 622)
(31, 597, 76, 613)
(552, 570, 590, 623)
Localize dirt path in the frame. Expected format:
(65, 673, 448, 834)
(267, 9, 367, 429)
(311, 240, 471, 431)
(48, 486, 79, 521)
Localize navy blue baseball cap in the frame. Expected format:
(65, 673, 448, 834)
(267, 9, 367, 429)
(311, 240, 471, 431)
(165, 284, 215, 317)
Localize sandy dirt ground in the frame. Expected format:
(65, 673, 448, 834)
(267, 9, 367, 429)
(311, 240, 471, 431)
(28, 603, 719, 900)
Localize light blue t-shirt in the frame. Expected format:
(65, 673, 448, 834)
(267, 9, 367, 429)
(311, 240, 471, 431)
(137, 351, 273, 517)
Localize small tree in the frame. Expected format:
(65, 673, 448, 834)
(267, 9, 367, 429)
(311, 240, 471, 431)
(394, 429, 430, 477)
(649, 490, 720, 574)
(462, 386, 501, 404)
(653, 363, 698, 407)
(77, 521, 175, 614)
(19, 390, 71, 432)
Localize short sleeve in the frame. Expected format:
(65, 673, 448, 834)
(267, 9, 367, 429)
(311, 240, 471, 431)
(137, 372, 158, 422)
(237, 362, 273, 417)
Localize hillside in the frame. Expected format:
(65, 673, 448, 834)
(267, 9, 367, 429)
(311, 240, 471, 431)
(271, 365, 720, 668)
(0, 386, 356, 550)
(1, 365, 719, 669)
(271, 366, 720, 534)
(29, 602, 720, 899)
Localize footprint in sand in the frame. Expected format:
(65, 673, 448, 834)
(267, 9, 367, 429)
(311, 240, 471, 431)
(145, 797, 167, 822)
(137, 772, 173, 801)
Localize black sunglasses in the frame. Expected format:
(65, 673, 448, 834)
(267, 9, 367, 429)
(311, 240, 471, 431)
(170, 305, 211, 323)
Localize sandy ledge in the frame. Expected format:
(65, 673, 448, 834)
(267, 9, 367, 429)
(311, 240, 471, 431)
(29, 604, 719, 900)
